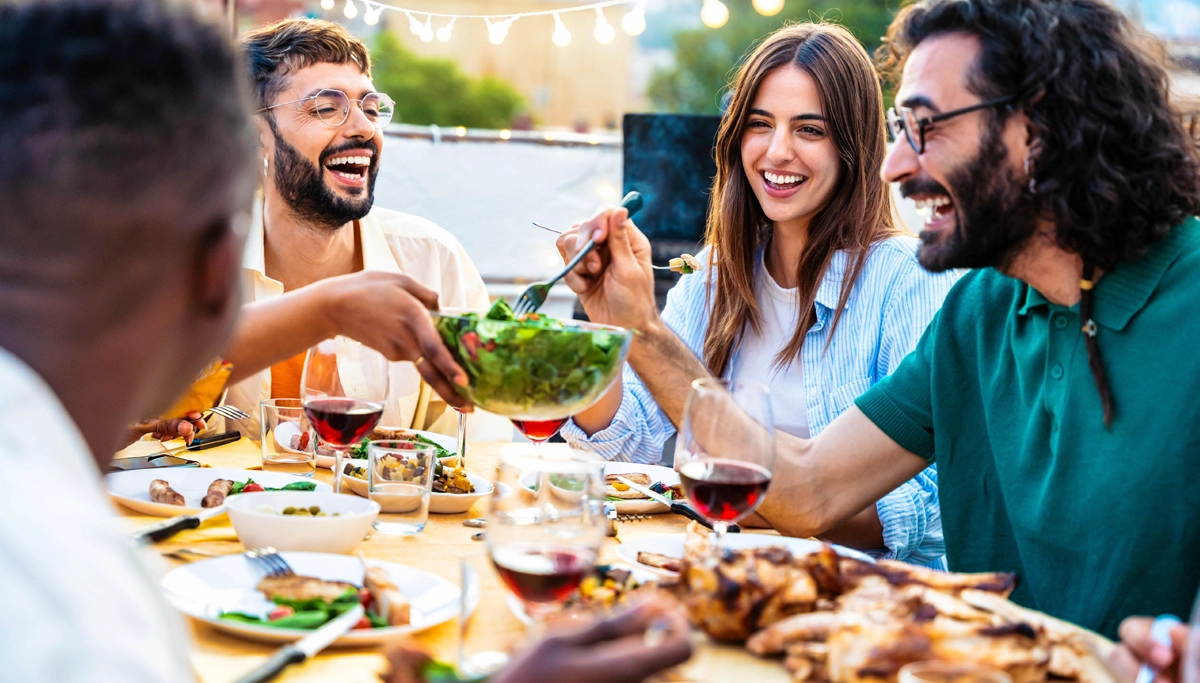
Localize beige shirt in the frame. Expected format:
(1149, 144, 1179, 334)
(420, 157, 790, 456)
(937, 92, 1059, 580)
(225, 198, 511, 441)
(0, 348, 194, 682)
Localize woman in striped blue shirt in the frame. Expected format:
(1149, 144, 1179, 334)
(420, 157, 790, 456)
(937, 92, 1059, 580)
(558, 23, 957, 567)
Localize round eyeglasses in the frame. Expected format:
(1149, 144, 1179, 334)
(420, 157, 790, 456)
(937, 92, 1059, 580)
(257, 89, 395, 129)
(887, 95, 1016, 154)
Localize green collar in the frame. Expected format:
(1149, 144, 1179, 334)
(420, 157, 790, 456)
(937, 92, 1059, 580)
(1017, 217, 1200, 329)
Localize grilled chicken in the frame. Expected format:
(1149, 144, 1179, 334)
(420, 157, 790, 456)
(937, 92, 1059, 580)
(201, 478, 233, 508)
(149, 479, 185, 506)
(256, 575, 357, 603)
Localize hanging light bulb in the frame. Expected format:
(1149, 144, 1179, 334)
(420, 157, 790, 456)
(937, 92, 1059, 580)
(621, 4, 646, 36)
(437, 17, 455, 42)
(420, 14, 433, 42)
(363, 3, 381, 25)
(700, 0, 728, 28)
(320, 0, 335, 11)
(552, 12, 571, 47)
(752, 0, 785, 15)
(342, 0, 357, 20)
(486, 17, 512, 45)
(406, 11, 423, 34)
(593, 8, 616, 44)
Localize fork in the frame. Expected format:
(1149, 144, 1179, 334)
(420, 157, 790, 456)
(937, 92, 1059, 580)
(245, 547, 295, 577)
(533, 222, 682, 272)
(203, 404, 251, 422)
(512, 191, 643, 317)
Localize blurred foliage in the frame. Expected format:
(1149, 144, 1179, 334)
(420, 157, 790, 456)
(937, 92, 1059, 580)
(371, 31, 524, 128)
(647, 0, 898, 114)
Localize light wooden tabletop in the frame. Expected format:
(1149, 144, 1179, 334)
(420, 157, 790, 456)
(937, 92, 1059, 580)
(113, 437, 791, 683)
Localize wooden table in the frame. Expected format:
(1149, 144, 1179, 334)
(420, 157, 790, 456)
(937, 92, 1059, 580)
(114, 438, 790, 683)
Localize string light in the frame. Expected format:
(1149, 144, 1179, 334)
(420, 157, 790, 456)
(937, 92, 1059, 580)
(436, 17, 455, 42)
(552, 13, 571, 47)
(363, 2, 382, 25)
(320, 0, 334, 10)
(621, 3, 646, 36)
(343, 0, 358, 20)
(594, 7, 615, 44)
(499, 129, 512, 140)
(485, 16, 514, 45)
(420, 14, 433, 42)
(406, 10, 423, 34)
(752, 0, 785, 15)
(700, 0, 728, 28)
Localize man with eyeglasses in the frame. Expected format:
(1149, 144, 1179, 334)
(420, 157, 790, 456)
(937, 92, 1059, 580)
(554, 0, 1200, 639)
(212, 18, 510, 440)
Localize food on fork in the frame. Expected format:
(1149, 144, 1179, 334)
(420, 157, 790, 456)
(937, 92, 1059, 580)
(668, 253, 703, 275)
(201, 478, 233, 508)
(149, 479, 185, 506)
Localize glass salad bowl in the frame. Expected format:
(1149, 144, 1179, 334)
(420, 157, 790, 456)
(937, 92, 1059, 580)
(433, 304, 633, 420)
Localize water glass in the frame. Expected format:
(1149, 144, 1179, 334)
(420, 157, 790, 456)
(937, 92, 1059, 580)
(368, 440, 437, 534)
(259, 398, 316, 477)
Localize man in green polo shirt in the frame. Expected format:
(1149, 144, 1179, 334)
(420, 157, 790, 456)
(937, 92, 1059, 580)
(553, 0, 1200, 638)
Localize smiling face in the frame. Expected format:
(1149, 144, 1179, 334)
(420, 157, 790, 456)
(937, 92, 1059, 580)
(740, 65, 841, 233)
(258, 61, 383, 230)
(881, 32, 1037, 271)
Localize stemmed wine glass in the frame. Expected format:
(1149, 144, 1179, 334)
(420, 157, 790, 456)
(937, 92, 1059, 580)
(300, 336, 390, 494)
(675, 378, 775, 551)
(510, 417, 568, 457)
(487, 453, 606, 631)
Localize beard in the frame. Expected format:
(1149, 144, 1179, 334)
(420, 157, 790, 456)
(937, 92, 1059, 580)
(271, 131, 379, 231)
(907, 123, 1040, 272)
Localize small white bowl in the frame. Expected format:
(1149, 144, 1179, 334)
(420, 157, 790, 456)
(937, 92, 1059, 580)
(225, 491, 380, 555)
(429, 473, 494, 515)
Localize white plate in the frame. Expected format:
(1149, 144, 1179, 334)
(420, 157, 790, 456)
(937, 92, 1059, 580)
(316, 428, 459, 469)
(161, 551, 476, 645)
(106, 468, 331, 517)
(603, 462, 680, 515)
(616, 533, 876, 575)
(506, 563, 660, 625)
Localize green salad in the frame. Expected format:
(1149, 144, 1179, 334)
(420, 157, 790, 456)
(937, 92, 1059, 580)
(349, 434, 453, 460)
(220, 587, 386, 630)
(435, 299, 630, 418)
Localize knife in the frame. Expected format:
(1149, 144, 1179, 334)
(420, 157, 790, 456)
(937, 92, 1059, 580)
(153, 430, 241, 457)
(234, 603, 366, 683)
(132, 504, 228, 545)
(614, 476, 740, 533)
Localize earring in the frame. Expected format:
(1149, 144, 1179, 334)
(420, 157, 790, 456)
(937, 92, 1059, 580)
(1024, 154, 1037, 194)
(263, 157, 269, 174)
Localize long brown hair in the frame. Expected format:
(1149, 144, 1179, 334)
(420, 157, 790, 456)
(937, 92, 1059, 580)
(702, 23, 902, 377)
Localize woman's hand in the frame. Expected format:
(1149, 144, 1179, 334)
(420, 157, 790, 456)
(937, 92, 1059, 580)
(1111, 616, 1189, 683)
(128, 411, 207, 444)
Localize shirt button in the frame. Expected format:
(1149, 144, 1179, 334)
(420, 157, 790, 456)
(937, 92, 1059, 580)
(1050, 364, 1064, 379)
(1055, 316, 1068, 329)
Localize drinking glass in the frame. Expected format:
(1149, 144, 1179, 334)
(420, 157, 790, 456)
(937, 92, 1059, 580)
(898, 662, 1013, 683)
(259, 398, 316, 477)
(300, 336, 389, 494)
(510, 417, 568, 457)
(1183, 586, 1200, 683)
(675, 378, 775, 551)
(487, 453, 606, 628)
(368, 440, 436, 534)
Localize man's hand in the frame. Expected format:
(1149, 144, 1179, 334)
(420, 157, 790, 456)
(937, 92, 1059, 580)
(1111, 617, 1189, 683)
(556, 207, 660, 334)
(128, 412, 206, 444)
(320, 271, 471, 411)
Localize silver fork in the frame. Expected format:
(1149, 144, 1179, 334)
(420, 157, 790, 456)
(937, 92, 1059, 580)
(204, 404, 250, 421)
(245, 547, 295, 577)
(512, 191, 643, 317)
(534, 222, 685, 272)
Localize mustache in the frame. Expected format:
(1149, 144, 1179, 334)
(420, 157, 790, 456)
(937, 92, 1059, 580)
(319, 138, 380, 166)
(899, 176, 949, 199)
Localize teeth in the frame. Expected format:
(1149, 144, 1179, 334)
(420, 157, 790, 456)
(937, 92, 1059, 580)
(764, 171, 803, 185)
(325, 155, 371, 167)
(334, 171, 362, 180)
(912, 196, 951, 212)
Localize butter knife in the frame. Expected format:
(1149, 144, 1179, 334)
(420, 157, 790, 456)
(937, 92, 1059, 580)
(132, 504, 227, 545)
(614, 476, 740, 533)
(234, 603, 366, 683)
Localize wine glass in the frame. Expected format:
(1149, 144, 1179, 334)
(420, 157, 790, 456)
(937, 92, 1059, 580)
(675, 378, 775, 551)
(1183, 586, 1200, 683)
(300, 336, 390, 494)
(487, 453, 606, 631)
(510, 417, 568, 457)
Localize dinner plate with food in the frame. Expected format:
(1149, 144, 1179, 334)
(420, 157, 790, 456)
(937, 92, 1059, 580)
(162, 551, 476, 645)
(340, 458, 495, 515)
(106, 467, 331, 517)
(617, 525, 876, 575)
(314, 426, 459, 470)
(506, 563, 662, 626)
(602, 462, 683, 514)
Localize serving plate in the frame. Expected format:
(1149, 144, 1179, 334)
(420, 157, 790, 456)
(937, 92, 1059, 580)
(316, 427, 459, 469)
(616, 533, 876, 575)
(603, 462, 680, 515)
(161, 551, 477, 645)
(106, 467, 330, 517)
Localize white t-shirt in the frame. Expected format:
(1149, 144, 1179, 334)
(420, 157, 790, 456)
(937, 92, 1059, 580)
(0, 348, 194, 683)
(729, 265, 811, 438)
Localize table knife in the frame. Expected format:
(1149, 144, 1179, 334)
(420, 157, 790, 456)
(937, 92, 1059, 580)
(132, 504, 227, 545)
(614, 476, 740, 533)
(153, 430, 241, 457)
(234, 603, 365, 683)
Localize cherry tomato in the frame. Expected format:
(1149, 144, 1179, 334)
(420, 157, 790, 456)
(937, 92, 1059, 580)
(267, 606, 294, 621)
(358, 588, 373, 609)
(483, 340, 497, 353)
(243, 483, 265, 493)
(461, 331, 482, 361)
(352, 616, 372, 630)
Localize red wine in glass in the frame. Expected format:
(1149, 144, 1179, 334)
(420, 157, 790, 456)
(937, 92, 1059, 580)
(490, 543, 594, 604)
(511, 418, 568, 443)
(678, 458, 772, 523)
(304, 397, 384, 447)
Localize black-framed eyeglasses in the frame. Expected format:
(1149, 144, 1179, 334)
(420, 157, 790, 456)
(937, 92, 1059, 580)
(887, 95, 1017, 154)
(256, 88, 395, 129)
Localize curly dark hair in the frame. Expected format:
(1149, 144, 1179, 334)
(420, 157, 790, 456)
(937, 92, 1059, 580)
(878, 0, 1200, 426)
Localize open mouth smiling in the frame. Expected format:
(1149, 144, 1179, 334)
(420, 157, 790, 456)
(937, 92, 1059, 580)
(762, 170, 807, 191)
(323, 154, 371, 182)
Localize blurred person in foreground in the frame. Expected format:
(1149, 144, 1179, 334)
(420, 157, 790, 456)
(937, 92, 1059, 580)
(0, 1, 689, 680)
(557, 0, 1200, 639)
(561, 22, 955, 567)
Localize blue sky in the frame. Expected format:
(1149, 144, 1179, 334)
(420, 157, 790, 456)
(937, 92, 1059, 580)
(1117, 0, 1199, 39)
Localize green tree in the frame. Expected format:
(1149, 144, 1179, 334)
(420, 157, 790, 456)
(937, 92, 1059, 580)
(647, 0, 897, 114)
(371, 31, 525, 129)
